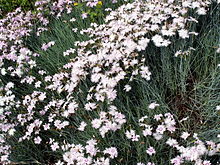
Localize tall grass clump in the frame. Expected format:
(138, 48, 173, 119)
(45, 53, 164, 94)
(0, 0, 220, 165)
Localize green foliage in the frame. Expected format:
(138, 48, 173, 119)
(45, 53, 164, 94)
(0, 0, 36, 16)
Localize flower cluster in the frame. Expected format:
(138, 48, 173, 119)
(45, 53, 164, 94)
(57, 139, 118, 165)
(0, 0, 220, 164)
(91, 106, 126, 137)
(133, 106, 220, 165)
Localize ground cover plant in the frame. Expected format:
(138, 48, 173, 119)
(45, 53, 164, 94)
(0, 0, 220, 164)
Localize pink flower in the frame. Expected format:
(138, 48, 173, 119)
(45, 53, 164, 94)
(126, 129, 140, 141)
(82, 13, 88, 19)
(171, 156, 183, 165)
(51, 142, 59, 151)
(156, 125, 166, 134)
(146, 146, 156, 156)
(103, 147, 118, 159)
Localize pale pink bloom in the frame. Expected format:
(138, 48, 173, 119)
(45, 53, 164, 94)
(68, 101, 78, 113)
(156, 125, 166, 134)
(34, 136, 42, 144)
(146, 146, 156, 156)
(126, 129, 140, 141)
(103, 147, 118, 158)
(85, 142, 98, 156)
(1, 155, 9, 162)
(171, 156, 183, 165)
(181, 132, 190, 140)
(51, 142, 59, 151)
(153, 133, 163, 140)
(82, 13, 88, 19)
(143, 126, 152, 136)
(43, 124, 50, 130)
(41, 43, 48, 51)
(154, 114, 163, 121)
(78, 121, 87, 131)
(92, 119, 102, 129)
(85, 102, 96, 111)
(38, 92, 46, 101)
(166, 138, 178, 147)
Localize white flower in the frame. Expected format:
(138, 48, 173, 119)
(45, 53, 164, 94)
(152, 34, 164, 47)
(8, 128, 15, 136)
(51, 142, 59, 151)
(202, 160, 211, 165)
(180, 132, 190, 140)
(1, 68, 6, 75)
(124, 85, 131, 92)
(137, 38, 150, 51)
(197, 8, 207, 15)
(78, 121, 87, 131)
(70, 17, 76, 22)
(148, 102, 159, 109)
(92, 119, 102, 129)
(6, 82, 14, 89)
(178, 29, 189, 39)
(153, 133, 163, 140)
(140, 66, 151, 80)
(55, 160, 64, 165)
(85, 102, 96, 111)
(34, 136, 42, 144)
(68, 101, 78, 113)
(38, 92, 46, 101)
(166, 138, 178, 147)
